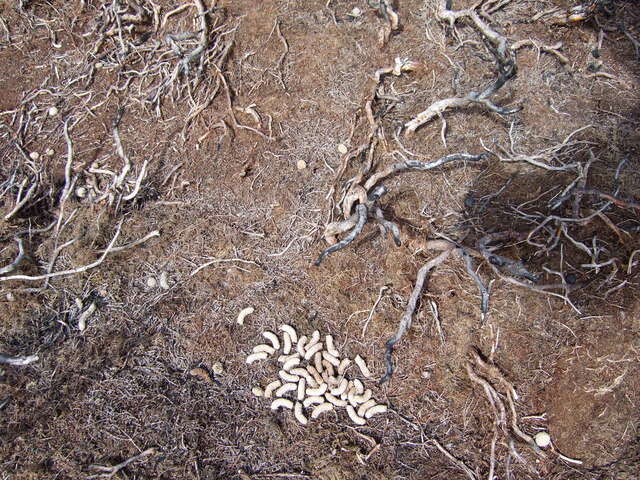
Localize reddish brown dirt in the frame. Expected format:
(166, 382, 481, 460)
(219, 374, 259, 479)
(0, 1, 639, 479)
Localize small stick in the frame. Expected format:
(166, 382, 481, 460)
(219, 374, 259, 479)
(315, 204, 367, 266)
(430, 439, 478, 480)
(190, 257, 259, 276)
(380, 247, 455, 384)
(0, 353, 38, 366)
(460, 248, 489, 318)
(88, 447, 156, 479)
(362, 285, 388, 337)
(0, 238, 25, 275)
(97, 230, 159, 253)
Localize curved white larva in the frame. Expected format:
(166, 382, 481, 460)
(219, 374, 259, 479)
(303, 395, 325, 407)
(271, 398, 294, 410)
(314, 351, 324, 373)
(294, 401, 308, 425)
(296, 335, 308, 357)
(307, 330, 321, 348)
(353, 379, 364, 394)
(353, 389, 372, 404)
(279, 324, 298, 343)
(325, 335, 340, 357)
(282, 332, 292, 354)
(337, 358, 351, 375)
(275, 382, 297, 397)
(264, 380, 282, 398)
(311, 402, 334, 419)
(304, 342, 323, 361)
(306, 383, 328, 396)
(346, 405, 367, 425)
(357, 399, 377, 417)
(297, 378, 306, 401)
(322, 351, 340, 367)
(279, 370, 300, 383)
(322, 372, 338, 387)
(330, 378, 349, 396)
(253, 344, 276, 355)
(237, 307, 254, 325)
(291, 368, 318, 387)
(324, 393, 347, 407)
(282, 357, 300, 371)
(364, 404, 387, 419)
(252, 387, 265, 397)
(354, 355, 372, 378)
(278, 353, 299, 364)
(263, 331, 281, 350)
(306, 366, 324, 385)
(246, 352, 268, 364)
(322, 361, 335, 378)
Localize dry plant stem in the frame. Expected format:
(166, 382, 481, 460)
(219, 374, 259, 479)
(0, 222, 127, 282)
(88, 447, 156, 479)
(97, 230, 159, 253)
(0, 353, 38, 366)
(0, 238, 25, 275)
(460, 248, 489, 317)
(190, 257, 258, 276)
(362, 285, 388, 337)
(315, 204, 367, 266)
(4, 178, 38, 221)
(381, 246, 456, 384)
(430, 439, 478, 480)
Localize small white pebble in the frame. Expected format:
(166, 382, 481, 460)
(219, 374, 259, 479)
(535, 431, 552, 448)
(75, 186, 88, 198)
(29, 151, 40, 160)
(337, 143, 348, 154)
(159, 271, 170, 290)
(211, 361, 224, 374)
(146, 277, 157, 288)
(296, 160, 307, 170)
(45, 148, 54, 156)
(6, 292, 15, 302)
(351, 7, 362, 17)
(48, 106, 59, 116)
(236, 307, 254, 325)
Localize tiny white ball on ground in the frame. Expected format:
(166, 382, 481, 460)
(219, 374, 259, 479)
(159, 271, 170, 290)
(534, 431, 551, 448)
(337, 143, 348, 154)
(48, 106, 59, 116)
(351, 7, 362, 17)
(29, 151, 40, 160)
(45, 148, 54, 156)
(146, 276, 157, 288)
(6, 292, 16, 302)
(75, 186, 87, 198)
(212, 361, 224, 375)
(296, 160, 307, 170)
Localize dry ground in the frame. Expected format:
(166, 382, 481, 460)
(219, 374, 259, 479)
(1, 0, 639, 479)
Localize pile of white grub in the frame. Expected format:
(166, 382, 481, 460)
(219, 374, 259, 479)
(246, 324, 387, 426)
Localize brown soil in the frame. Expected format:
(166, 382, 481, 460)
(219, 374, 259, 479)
(1, 0, 639, 479)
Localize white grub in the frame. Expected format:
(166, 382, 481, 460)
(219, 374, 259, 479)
(279, 324, 298, 343)
(294, 401, 308, 425)
(236, 307, 255, 325)
(325, 335, 340, 357)
(282, 331, 292, 354)
(297, 378, 306, 401)
(314, 351, 324, 373)
(77, 302, 96, 331)
(358, 399, 377, 417)
(264, 380, 282, 398)
(279, 370, 299, 383)
(304, 342, 323, 361)
(307, 330, 321, 347)
(271, 398, 294, 410)
(306, 383, 328, 396)
(311, 402, 334, 419)
(324, 393, 348, 407)
(159, 271, 170, 290)
(364, 404, 388, 419)
(353, 389, 372, 404)
(307, 365, 324, 385)
(246, 352, 268, 364)
(252, 387, 264, 397)
(337, 358, 351, 375)
(347, 389, 358, 407)
(278, 353, 299, 363)
(346, 405, 367, 425)
(322, 351, 340, 367)
(353, 379, 364, 395)
(282, 357, 300, 371)
(146, 276, 157, 288)
(253, 344, 276, 355)
(262, 331, 281, 350)
(355, 354, 372, 378)
(303, 396, 325, 407)
(322, 360, 335, 378)
(330, 378, 349, 397)
(291, 368, 317, 387)
(275, 382, 297, 397)
(296, 335, 308, 356)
